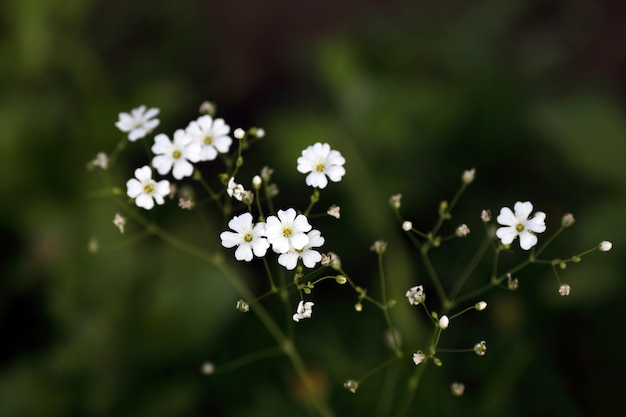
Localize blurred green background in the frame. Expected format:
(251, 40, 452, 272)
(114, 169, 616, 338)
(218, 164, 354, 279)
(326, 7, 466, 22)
(2, 0, 625, 416)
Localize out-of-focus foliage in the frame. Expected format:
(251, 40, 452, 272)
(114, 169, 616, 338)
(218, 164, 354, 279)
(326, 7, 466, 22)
(1, 0, 625, 416)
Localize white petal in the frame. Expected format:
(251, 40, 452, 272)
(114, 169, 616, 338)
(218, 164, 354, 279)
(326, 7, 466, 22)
(519, 232, 538, 250)
(496, 226, 518, 244)
(513, 201, 533, 221)
(496, 207, 517, 227)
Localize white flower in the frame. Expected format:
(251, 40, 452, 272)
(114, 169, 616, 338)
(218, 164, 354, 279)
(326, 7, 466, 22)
(344, 380, 359, 393)
(599, 241, 613, 252)
(115, 105, 160, 141)
(185, 115, 232, 161)
(265, 208, 312, 254)
(474, 340, 487, 356)
(292, 300, 314, 322)
(126, 165, 170, 210)
(559, 284, 571, 296)
(450, 382, 465, 397)
(227, 177, 246, 201)
(297, 142, 346, 189)
(91, 152, 108, 170)
(405, 285, 425, 305)
(496, 201, 546, 250)
(113, 212, 126, 234)
(220, 212, 269, 262)
(327, 205, 341, 219)
(278, 229, 325, 270)
(439, 315, 449, 329)
(236, 299, 250, 312)
(455, 224, 470, 237)
(151, 130, 201, 180)
(412, 351, 426, 366)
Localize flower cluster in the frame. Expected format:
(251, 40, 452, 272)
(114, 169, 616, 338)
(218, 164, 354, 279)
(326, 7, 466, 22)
(95, 102, 613, 415)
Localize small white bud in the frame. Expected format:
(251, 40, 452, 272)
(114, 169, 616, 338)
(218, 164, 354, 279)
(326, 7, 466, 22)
(475, 301, 487, 311)
(234, 128, 245, 139)
(462, 168, 475, 184)
(252, 175, 262, 190)
(439, 315, 449, 330)
(561, 213, 575, 228)
(389, 194, 402, 209)
(481, 209, 491, 222)
(201, 361, 215, 375)
(402, 221, 413, 231)
(450, 382, 465, 397)
(599, 241, 613, 252)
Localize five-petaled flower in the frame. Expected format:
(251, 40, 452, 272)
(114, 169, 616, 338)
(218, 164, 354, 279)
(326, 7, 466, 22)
(496, 201, 546, 250)
(293, 300, 314, 322)
(185, 115, 233, 161)
(115, 105, 160, 141)
(126, 165, 170, 210)
(278, 229, 325, 270)
(220, 212, 269, 262)
(297, 142, 346, 189)
(265, 208, 312, 254)
(151, 130, 201, 180)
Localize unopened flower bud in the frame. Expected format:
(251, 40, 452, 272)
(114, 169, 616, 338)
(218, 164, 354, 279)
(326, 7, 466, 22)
(389, 194, 402, 209)
(335, 275, 347, 285)
(599, 241, 613, 252)
(475, 301, 487, 311)
(201, 361, 215, 375)
(402, 221, 413, 231)
(439, 315, 449, 330)
(370, 240, 387, 255)
(462, 168, 476, 184)
(252, 175, 262, 190)
(561, 213, 575, 228)
(481, 209, 491, 222)
(450, 382, 465, 397)
(234, 128, 245, 139)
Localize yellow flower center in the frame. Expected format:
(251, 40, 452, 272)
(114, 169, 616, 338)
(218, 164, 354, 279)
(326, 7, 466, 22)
(143, 183, 154, 194)
(172, 150, 182, 159)
(283, 228, 292, 237)
(244, 233, 253, 243)
(516, 224, 524, 232)
(204, 135, 213, 145)
(315, 162, 325, 172)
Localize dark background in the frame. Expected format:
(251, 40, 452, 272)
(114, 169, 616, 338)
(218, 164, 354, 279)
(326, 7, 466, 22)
(1, 0, 625, 416)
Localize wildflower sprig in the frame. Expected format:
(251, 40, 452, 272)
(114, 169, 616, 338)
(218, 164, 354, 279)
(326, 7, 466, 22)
(89, 101, 612, 417)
